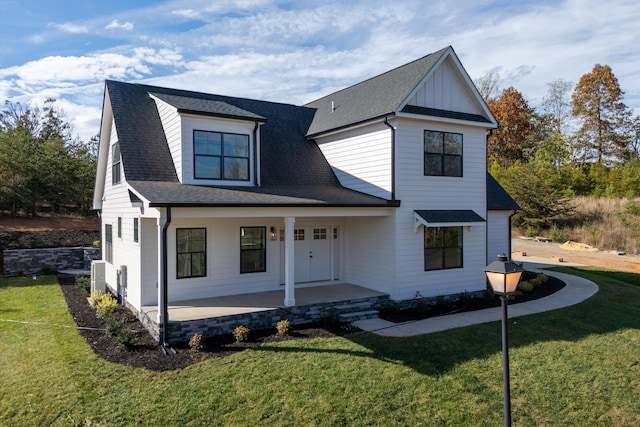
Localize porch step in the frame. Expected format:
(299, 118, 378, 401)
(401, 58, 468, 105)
(338, 310, 380, 323)
(334, 301, 376, 311)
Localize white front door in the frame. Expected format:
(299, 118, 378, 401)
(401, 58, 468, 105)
(280, 226, 335, 284)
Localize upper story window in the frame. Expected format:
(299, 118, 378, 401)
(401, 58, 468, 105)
(112, 143, 121, 185)
(194, 130, 249, 181)
(424, 130, 462, 177)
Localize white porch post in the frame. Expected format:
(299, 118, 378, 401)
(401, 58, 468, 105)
(284, 216, 296, 306)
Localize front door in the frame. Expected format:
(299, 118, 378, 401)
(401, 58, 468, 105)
(281, 226, 335, 284)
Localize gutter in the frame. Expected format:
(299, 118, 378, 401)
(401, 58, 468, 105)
(160, 207, 174, 354)
(253, 121, 260, 186)
(383, 116, 396, 201)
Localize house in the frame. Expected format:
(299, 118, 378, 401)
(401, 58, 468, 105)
(93, 46, 519, 344)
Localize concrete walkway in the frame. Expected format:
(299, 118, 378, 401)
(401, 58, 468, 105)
(352, 260, 599, 337)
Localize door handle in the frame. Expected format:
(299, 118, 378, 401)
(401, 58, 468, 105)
(309, 251, 313, 258)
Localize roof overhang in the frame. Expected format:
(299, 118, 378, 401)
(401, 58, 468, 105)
(414, 209, 485, 231)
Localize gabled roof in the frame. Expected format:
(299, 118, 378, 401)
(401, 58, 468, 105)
(487, 174, 520, 210)
(304, 47, 449, 137)
(104, 80, 394, 207)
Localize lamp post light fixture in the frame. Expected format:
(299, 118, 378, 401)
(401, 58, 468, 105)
(484, 253, 524, 427)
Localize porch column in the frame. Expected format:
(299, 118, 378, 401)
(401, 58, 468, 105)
(284, 216, 296, 306)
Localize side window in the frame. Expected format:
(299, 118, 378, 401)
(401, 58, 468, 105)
(117, 217, 122, 239)
(177, 228, 206, 279)
(424, 226, 463, 271)
(105, 224, 113, 264)
(112, 143, 121, 185)
(424, 130, 462, 177)
(133, 218, 139, 243)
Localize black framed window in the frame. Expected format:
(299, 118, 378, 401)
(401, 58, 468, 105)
(194, 130, 249, 181)
(133, 218, 139, 243)
(177, 228, 206, 279)
(105, 224, 113, 264)
(117, 217, 122, 238)
(424, 226, 463, 271)
(424, 130, 462, 176)
(240, 227, 266, 274)
(112, 143, 121, 185)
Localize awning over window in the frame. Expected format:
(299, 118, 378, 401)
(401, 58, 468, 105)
(414, 209, 485, 231)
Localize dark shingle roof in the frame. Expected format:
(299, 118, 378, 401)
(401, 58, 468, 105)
(150, 92, 266, 121)
(415, 209, 485, 224)
(401, 105, 492, 124)
(487, 173, 520, 210)
(304, 47, 450, 137)
(129, 181, 397, 207)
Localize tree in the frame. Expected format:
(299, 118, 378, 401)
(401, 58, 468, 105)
(542, 79, 573, 135)
(571, 64, 632, 164)
(474, 71, 502, 104)
(487, 87, 534, 167)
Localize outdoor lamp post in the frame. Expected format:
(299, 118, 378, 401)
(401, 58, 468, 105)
(484, 254, 524, 427)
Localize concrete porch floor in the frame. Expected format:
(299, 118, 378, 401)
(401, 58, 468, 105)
(142, 283, 388, 322)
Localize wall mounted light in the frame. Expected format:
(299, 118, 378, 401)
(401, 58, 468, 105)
(269, 226, 276, 241)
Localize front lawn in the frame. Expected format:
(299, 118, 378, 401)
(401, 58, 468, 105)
(1, 268, 639, 426)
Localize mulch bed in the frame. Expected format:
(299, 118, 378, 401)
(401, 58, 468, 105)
(379, 271, 565, 323)
(57, 274, 346, 372)
(58, 270, 565, 372)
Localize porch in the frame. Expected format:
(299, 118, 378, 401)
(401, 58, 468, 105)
(139, 283, 390, 344)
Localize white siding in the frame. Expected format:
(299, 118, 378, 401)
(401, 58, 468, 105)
(343, 216, 397, 294)
(315, 123, 392, 199)
(487, 211, 512, 263)
(150, 95, 182, 181)
(391, 117, 488, 300)
(180, 115, 256, 187)
(406, 56, 483, 116)
(140, 218, 158, 306)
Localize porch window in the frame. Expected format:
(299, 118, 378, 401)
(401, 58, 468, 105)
(105, 224, 113, 264)
(240, 227, 266, 274)
(194, 130, 249, 181)
(424, 226, 463, 270)
(177, 228, 206, 279)
(133, 218, 139, 243)
(424, 130, 462, 177)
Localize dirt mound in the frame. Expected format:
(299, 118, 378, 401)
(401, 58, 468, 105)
(560, 241, 598, 251)
(0, 216, 100, 250)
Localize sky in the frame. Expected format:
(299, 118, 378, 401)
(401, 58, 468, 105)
(1, 0, 639, 142)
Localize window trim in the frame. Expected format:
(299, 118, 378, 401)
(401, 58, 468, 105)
(112, 143, 121, 185)
(423, 130, 463, 177)
(193, 130, 250, 182)
(240, 226, 266, 274)
(176, 228, 207, 279)
(424, 226, 463, 271)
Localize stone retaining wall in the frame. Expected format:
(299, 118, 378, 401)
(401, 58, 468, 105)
(3, 247, 101, 276)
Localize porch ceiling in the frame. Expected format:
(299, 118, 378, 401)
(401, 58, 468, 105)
(142, 283, 388, 322)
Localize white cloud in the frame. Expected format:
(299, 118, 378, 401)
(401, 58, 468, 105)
(105, 19, 134, 31)
(171, 9, 201, 19)
(48, 22, 89, 34)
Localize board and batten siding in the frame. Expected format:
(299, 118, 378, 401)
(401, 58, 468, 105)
(391, 118, 488, 300)
(315, 123, 392, 199)
(150, 95, 183, 181)
(487, 211, 512, 263)
(405, 56, 483, 116)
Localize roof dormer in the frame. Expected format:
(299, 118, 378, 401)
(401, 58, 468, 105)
(149, 92, 266, 187)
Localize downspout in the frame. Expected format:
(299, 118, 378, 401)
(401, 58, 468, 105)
(161, 207, 172, 350)
(253, 121, 259, 186)
(383, 116, 396, 200)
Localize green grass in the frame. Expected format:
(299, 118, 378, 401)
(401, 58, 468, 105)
(1, 269, 639, 426)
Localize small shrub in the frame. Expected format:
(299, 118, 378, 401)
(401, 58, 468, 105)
(549, 225, 570, 243)
(379, 304, 399, 317)
(233, 325, 250, 343)
(518, 281, 534, 292)
(92, 240, 101, 248)
(276, 319, 292, 336)
(414, 299, 430, 315)
(95, 293, 118, 320)
(189, 333, 205, 350)
(76, 275, 91, 292)
(105, 317, 127, 336)
(115, 328, 135, 346)
(88, 290, 103, 307)
(530, 273, 549, 287)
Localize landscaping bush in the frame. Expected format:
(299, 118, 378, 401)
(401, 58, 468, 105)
(276, 319, 291, 336)
(189, 333, 205, 350)
(95, 293, 118, 320)
(75, 275, 91, 292)
(233, 325, 250, 343)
